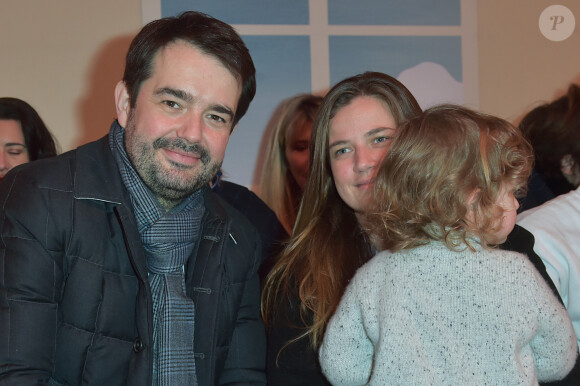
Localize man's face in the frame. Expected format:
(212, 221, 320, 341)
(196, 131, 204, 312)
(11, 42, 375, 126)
(115, 41, 242, 209)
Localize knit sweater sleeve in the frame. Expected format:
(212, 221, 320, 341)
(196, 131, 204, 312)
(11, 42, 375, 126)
(319, 265, 375, 385)
(522, 252, 579, 381)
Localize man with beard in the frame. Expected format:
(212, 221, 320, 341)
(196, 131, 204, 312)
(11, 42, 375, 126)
(0, 11, 265, 385)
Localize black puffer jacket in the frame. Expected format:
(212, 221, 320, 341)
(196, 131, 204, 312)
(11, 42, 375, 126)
(0, 135, 266, 385)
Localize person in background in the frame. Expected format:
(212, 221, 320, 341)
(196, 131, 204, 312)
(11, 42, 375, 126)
(0, 97, 58, 179)
(518, 174, 580, 384)
(319, 104, 577, 385)
(0, 11, 265, 385)
(255, 93, 323, 233)
(518, 84, 580, 211)
(261, 72, 422, 385)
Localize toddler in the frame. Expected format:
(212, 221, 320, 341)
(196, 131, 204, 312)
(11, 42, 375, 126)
(319, 105, 577, 385)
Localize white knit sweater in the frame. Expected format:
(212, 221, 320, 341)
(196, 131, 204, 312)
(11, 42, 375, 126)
(319, 242, 577, 385)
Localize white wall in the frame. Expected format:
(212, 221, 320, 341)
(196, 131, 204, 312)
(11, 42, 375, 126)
(478, 1, 580, 122)
(1, 0, 142, 151)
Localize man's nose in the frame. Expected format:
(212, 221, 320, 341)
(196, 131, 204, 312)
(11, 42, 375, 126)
(176, 113, 204, 143)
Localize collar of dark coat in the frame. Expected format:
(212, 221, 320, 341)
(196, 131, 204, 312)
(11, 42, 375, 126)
(74, 135, 125, 204)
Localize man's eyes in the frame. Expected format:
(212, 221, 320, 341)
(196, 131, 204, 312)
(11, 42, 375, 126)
(207, 114, 226, 123)
(162, 100, 181, 109)
(159, 100, 230, 125)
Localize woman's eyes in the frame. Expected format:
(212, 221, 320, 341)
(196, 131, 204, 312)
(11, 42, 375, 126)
(291, 141, 309, 152)
(373, 136, 391, 144)
(334, 147, 351, 157)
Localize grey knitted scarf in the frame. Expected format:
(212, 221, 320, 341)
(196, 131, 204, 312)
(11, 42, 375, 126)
(109, 122, 202, 385)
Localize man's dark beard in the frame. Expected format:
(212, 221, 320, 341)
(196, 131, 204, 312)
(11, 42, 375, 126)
(125, 118, 221, 209)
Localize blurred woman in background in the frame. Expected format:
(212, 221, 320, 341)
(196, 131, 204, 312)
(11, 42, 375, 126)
(255, 93, 323, 233)
(0, 97, 58, 179)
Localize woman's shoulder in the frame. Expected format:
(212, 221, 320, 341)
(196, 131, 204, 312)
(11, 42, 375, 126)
(355, 249, 392, 274)
(352, 246, 427, 283)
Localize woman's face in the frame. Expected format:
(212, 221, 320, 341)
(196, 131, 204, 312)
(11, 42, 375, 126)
(285, 119, 312, 189)
(0, 119, 29, 179)
(328, 96, 396, 214)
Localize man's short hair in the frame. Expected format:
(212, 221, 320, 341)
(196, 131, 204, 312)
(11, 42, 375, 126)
(122, 11, 256, 128)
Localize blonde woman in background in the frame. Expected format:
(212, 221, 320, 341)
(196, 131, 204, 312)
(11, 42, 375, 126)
(255, 93, 323, 233)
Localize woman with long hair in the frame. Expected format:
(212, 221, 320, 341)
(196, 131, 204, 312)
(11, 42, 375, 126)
(255, 93, 323, 233)
(261, 72, 422, 384)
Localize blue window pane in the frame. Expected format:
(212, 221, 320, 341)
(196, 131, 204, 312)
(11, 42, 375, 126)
(162, 0, 310, 24)
(222, 36, 312, 187)
(329, 35, 462, 84)
(328, 0, 461, 26)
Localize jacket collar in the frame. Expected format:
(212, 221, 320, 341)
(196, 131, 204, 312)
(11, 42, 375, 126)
(74, 131, 126, 205)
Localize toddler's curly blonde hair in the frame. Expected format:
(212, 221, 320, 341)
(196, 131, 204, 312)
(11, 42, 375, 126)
(369, 104, 533, 252)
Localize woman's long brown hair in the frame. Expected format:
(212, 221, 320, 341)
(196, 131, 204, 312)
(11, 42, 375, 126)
(261, 72, 422, 350)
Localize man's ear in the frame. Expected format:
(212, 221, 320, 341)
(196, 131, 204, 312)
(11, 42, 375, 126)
(114, 81, 131, 127)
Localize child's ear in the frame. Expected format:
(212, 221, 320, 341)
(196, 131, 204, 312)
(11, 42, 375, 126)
(465, 188, 480, 224)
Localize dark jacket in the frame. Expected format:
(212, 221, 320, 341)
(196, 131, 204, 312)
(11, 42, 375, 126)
(266, 288, 330, 386)
(0, 136, 266, 385)
(212, 179, 288, 282)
